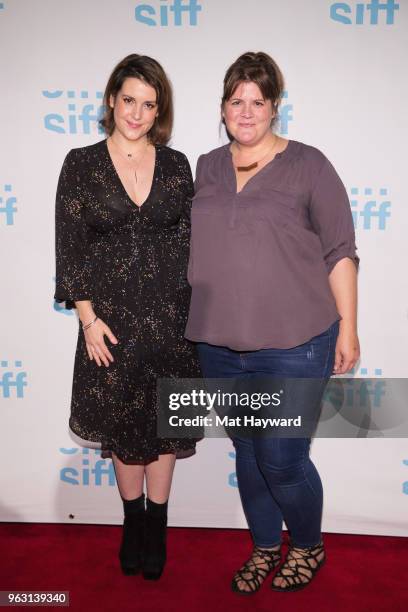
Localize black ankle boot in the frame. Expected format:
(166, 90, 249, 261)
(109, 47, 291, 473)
(142, 498, 168, 580)
(119, 493, 145, 575)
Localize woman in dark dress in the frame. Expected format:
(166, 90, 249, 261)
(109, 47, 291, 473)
(55, 54, 200, 580)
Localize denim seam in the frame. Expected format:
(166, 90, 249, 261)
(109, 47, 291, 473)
(301, 458, 319, 498)
(290, 537, 323, 548)
(254, 538, 282, 548)
(322, 323, 336, 377)
(296, 463, 322, 546)
(296, 437, 318, 502)
(274, 480, 309, 489)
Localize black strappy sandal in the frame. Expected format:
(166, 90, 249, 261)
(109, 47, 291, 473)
(231, 545, 281, 595)
(271, 541, 326, 592)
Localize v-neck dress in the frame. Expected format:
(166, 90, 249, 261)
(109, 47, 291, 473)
(185, 140, 359, 351)
(55, 139, 200, 464)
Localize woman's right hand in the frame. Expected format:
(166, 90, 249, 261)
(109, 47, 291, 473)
(83, 318, 118, 367)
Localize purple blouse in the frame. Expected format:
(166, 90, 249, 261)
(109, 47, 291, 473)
(185, 140, 359, 351)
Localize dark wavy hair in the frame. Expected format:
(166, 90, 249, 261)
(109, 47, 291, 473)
(99, 54, 173, 145)
(222, 52, 285, 126)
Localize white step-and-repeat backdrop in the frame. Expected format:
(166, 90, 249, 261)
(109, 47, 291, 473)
(1, 0, 407, 536)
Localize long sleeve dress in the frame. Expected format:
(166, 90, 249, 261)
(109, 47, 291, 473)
(55, 139, 200, 464)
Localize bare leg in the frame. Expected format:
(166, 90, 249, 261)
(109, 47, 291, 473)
(112, 453, 145, 500)
(145, 453, 176, 503)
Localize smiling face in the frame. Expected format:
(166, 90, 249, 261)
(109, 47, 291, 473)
(109, 77, 158, 143)
(222, 81, 275, 147)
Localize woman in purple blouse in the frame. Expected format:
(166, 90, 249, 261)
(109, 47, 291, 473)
(185, 52, 360, 594)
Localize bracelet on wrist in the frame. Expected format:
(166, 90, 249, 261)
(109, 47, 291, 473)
(82, 316, 98, 330)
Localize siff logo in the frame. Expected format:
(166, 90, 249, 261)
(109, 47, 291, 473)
(349, 367, 383, 377)
(59, 447, 116, 486)
(52, 277, 73, 316)
(330, 0, 399, 24)
(53, 301, 73, 316)
(135, 0, 202, 26)
(228, 451, 237, 488)
(350, 187, 391, 230)
(278, 91, 293, 136)
(325, 367, 385, 409)
(43, 90, 104, 134)
(0, 361, 27, 398)
(403, 460, 408, 495)
(0, 184, 17, 226)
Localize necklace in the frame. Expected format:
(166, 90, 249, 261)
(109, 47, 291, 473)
(109, 136, 149, 183)
(234, 135, 279, 172)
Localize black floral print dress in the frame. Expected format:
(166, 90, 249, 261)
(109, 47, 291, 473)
(55, 139, 200, 464)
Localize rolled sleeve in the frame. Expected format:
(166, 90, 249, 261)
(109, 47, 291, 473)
(309, 158, 359, 275)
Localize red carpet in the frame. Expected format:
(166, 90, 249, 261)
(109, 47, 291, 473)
(1, 524, 407, 612)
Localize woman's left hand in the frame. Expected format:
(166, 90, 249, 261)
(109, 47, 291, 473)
(333, 323, 360, 375)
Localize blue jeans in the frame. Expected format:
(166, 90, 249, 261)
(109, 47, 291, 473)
(197, 321, 339, 549)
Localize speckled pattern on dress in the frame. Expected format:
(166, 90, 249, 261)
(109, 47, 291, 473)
(55, 139, 201, 464)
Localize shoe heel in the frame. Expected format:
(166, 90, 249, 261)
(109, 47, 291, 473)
(142, 568, 163, 581)
(121, 564, 140, 576)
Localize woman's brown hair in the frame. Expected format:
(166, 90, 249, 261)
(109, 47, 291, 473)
(222, 52, 285, 126)
(99, 54, 173, 145)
